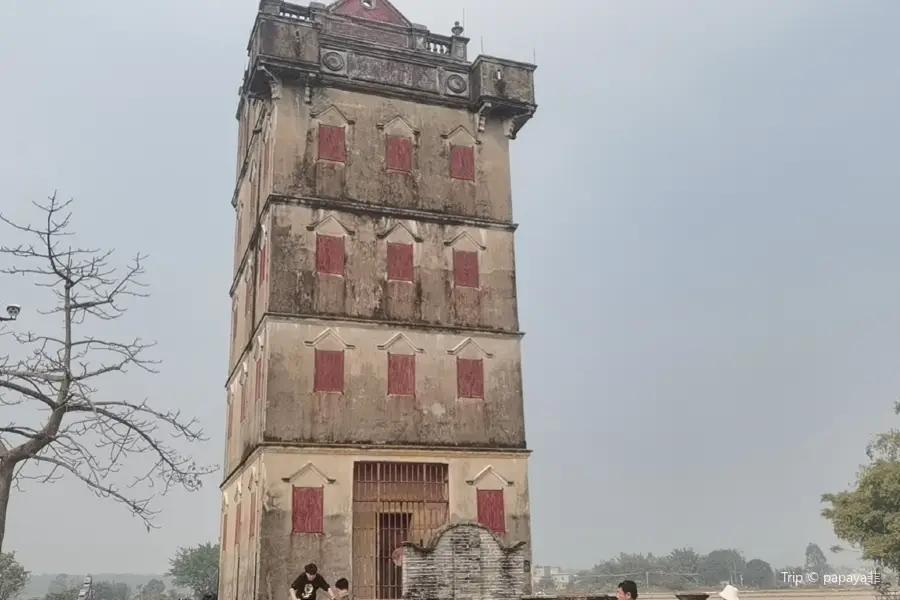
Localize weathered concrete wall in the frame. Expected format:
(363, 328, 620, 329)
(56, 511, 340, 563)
(233, 96, 270, 277)
(402, 522, 527, 600)
(265, 318, 523, 448)
(269, 85, 514, 223)
(227, 84, 522, 372)
(256, 18, 320, 66)
(219, 449, 532, 600)
(224, 316, 525, 472)
(219, 455, 263, 600)
(268, 204, 519, 330)
(229, 200, 521, 376)
(229, 93, 271, 370)
(224, 330, 267, 471)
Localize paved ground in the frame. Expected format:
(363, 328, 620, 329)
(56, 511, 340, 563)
(637, 590, 877, 600)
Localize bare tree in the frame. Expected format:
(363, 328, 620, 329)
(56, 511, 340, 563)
(0, 193, 216, 551)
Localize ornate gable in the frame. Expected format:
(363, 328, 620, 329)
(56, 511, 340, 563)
(305, 328, 356, 351)
(307, 211, 355, 236)
(329, 0, 411, 27)
(377, 332, 424, 355)
(465, 465, 513, 488)
(444, 229, 486, 252)
(376, 219, 423, 243)
(442, 125, 480, 147)
(447, 337, 494, 360)
(281, 461, 337, 485)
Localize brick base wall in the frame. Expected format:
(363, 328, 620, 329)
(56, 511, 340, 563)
(402, 522, 527, 600)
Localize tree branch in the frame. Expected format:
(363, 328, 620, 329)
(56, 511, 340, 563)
(23, 455, 159, 530)
(0, 193, 217, 549)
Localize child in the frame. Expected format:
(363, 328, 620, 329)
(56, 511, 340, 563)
(334, 579, 350, 600)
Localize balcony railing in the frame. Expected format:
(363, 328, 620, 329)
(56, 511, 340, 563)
(424, 36, 451, 55)
(278, 3, 311, 21)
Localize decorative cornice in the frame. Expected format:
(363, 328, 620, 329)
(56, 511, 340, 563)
(253, 60, 472, 111)
(240, 4, 536, 126)
(224, 312, 523, 389)
(317, 33, 465, 68)
(275, 195, 517, 230)
(220, 442, 531, 488)
(471, 55, 537, 72)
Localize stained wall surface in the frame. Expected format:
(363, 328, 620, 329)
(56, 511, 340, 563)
(219, 450, 532, 600)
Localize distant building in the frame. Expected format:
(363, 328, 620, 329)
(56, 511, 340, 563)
(77, 576, 94, 600)
(532, 566, 573, 590)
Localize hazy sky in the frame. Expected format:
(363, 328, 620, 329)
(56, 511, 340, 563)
(2, 0, 899, 577)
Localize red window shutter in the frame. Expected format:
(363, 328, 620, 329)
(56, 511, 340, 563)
(261, 136, 269, 192)
(222, 514, 228, 549)
(477, 489, 506, 533)
(450, 145, 475, 181)
(387, 243, 414, 282)
(240, 381, 247, 421)
(255, 358, 263, 401)
(318, 125, 346, 163)
(258, 245, 267, 285)
(453, 250, 479, 288)
(234, 503, 241, 546)
(387, 353, 415, 396)
(249, 491, 257, 538)
(226, 400, 233, 440)
(457, 358, 484, 399)
(292, 487, 324, 534)
(385, 136, 412, 172)
(316, 235, 345, 276)
(314, 350, 344, 393)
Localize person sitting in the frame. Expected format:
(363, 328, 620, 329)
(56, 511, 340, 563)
(290, 563, 335, 600)
(334, 578, 350, 600)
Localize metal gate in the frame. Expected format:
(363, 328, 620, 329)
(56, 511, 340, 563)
(352, 462, 449, 600)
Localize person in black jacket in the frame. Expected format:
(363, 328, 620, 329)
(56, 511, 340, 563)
(291, 563, 335, 600)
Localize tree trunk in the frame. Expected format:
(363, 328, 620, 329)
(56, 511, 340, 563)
(0, 462, 13, 553)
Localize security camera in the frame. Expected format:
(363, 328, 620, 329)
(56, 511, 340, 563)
(6, 304, 20, 320)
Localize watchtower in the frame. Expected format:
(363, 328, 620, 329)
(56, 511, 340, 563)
(220, 2, 537, 599)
